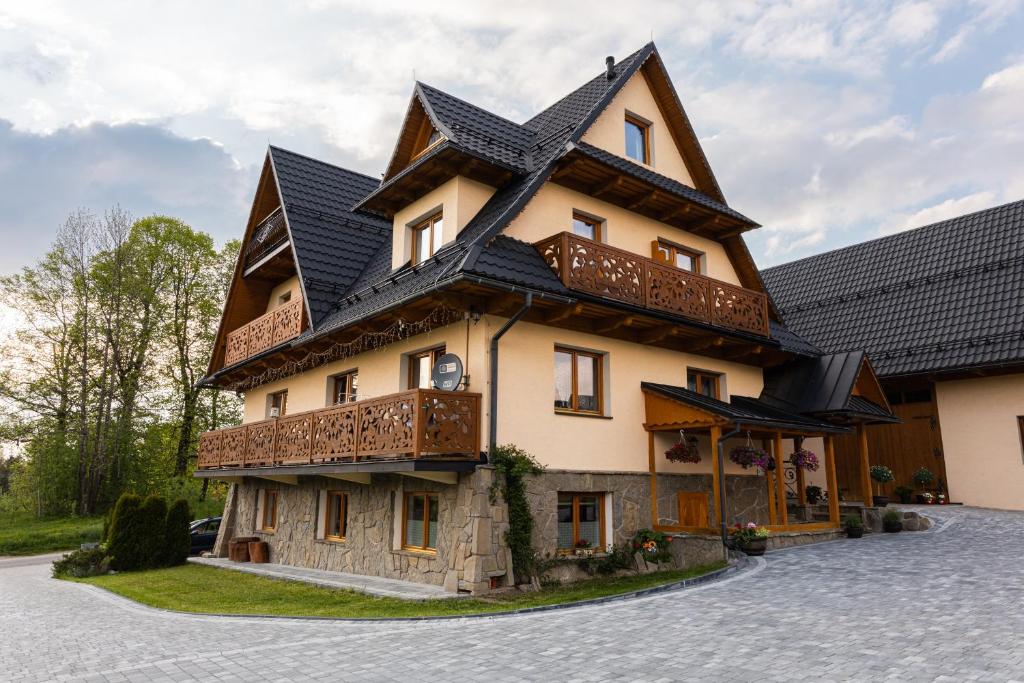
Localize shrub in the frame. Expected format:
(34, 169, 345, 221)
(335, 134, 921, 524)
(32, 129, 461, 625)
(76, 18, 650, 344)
(162, 498, 192, 567)
(489, 444, 544, 583)
(883, 510, 902, 523)
(136, 494, 168, 569)
(805, 485, 823, 504)
(913, 467, 935, 487)
(51, 546, 110, 578)
(870, 465, 895, 484)
(594, 545, 635, 575)
(843, 514, 863, 529)
(106, 493, 143, 571)
(894, 485, 914, 503)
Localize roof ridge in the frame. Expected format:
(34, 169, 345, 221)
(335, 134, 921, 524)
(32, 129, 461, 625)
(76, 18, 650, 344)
(268, 145, 381, 184)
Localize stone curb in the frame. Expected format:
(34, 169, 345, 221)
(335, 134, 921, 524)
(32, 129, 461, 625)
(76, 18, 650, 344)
(70, 557, 749, 624)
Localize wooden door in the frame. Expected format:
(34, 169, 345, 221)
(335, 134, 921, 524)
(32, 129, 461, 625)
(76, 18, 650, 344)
(678, 491, 710, 527)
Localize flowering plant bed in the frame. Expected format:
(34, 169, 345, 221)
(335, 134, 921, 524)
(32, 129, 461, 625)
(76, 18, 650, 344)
(631, 529, 673, 564)
(789, 448, 820, 471)
(729, 445, 774, 471)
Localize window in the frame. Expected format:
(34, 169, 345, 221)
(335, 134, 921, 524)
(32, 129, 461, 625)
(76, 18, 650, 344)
(412, 212, 444, 265)
(261, 489, 278, 532)
(330, 370, 358, 405)
(403, 492, 439, 551)
(687, 369, 720, 399)
(554, 347, 603, 414)
(557, 493, 605, 551)
(624, 114, 650, 164)
(277, 290, 292, 305)
(1018, 416, 1024, 465)
(408, 346, 445, 389)
(267, 390, 288, 418)
(571, 212, 602, 241)
(324, 491, 348, 541)
(653, 240, 702, 274)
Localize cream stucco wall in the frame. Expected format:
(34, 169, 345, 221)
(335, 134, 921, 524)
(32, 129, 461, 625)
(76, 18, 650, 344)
(266, 275, 300, 314)
(390, 176, 496, 270)
(503, 183, 741, 286)
(936, 374, 1024, 511)
(581, 71, 695, 188)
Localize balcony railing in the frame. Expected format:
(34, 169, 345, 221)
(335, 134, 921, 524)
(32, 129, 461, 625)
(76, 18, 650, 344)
(224, 296, 305, 367)
(534, 232, 770, 337)
(196, 389, 482, 469)
(244, 208, 289, 270)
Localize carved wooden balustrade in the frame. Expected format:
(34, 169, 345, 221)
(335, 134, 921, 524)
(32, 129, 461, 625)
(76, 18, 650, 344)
(196, 390, 482, 469)
(534, 232, 770, 337)
(223, 295, 305, 367)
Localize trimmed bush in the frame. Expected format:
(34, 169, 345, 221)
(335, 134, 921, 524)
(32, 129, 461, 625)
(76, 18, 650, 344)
(106, 493, 143, 571)
(51, 547, 110, 578)
(162, 498, 192, 566)
(136, 494, 168, 569)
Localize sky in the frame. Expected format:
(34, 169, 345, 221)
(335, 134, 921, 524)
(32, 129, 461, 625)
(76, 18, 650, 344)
(1, 0, 1023, 278)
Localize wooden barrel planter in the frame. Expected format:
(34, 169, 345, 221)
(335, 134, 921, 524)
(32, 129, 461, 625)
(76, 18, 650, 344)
(229, 536, 259, 562)
(248, 540, 270, 564)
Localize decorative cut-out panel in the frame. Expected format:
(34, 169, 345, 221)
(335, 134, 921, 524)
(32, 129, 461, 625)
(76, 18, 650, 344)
(220, 294, 306, 369)
(219, 426, 248, 467)
(196, 431, 223, 469)
(647, 261, 710, 320)
(245, 419, 277, 466)
(311, 405, 359, 462)
(419, 393, 481, 455)
(710, 284, 769, 336)
(224, 327, 250, 366)
(357, 394, 417, 458)
(275, 413, 313, 464)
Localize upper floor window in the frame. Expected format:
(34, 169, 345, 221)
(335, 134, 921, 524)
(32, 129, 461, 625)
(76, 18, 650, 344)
(330, 370, 358, 405)
(687, 369, 721, 400)
(554, 347, 603, 414)
(412, 212, 443, 265)
(267, 390, 288, 418)
(653, 240, 702, 274)
(408, 346, 446, 389)
(572, 211, 602, 242)
(624, 114, 650, 164)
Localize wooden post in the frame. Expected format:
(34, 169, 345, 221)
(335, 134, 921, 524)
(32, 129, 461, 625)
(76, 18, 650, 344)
(774, 432, 788, 526)
(648, 430, 658, 527)
(795, 436, 807, 505)
(710, 425, 722, 528)
(857, 423, 873, 507)
(825, 435, 840, 525)
(763, 438, 777, 525)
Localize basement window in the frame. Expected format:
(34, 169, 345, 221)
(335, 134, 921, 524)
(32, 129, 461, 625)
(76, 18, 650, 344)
(403, 492, 439, 552)
(557, 492, 605, 552)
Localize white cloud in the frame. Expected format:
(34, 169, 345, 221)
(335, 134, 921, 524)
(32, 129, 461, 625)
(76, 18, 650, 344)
(878, 191, 999, 234)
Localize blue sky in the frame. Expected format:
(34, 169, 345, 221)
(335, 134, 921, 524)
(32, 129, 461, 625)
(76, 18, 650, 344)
(1, 0, 1023, 276)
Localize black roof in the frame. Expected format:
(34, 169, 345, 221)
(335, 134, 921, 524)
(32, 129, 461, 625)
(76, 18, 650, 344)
(763, 199, 1024, 377)
(641, 382, 849, 434)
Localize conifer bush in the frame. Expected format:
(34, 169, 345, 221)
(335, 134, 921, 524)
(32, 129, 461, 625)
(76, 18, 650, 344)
(106, 493, 143, 571)
(136, 494, 168, 569)
(163, 498, 192, 566)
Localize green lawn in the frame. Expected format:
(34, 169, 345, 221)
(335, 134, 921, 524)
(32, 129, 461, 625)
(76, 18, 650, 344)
(0, 513, 103, 556)
(75, 560, 727, 618)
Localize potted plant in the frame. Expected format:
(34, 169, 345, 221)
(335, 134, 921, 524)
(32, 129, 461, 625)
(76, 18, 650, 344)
(729, 522, 769, 556)
(805, 485, 823, 505)
(573, 538, 594, 558)
(843, 514, 864, 538)
(917, 491, 935, 504)
(789, 448, 820, 471)
(665, 434, 700, 464)
(869, 465, 895, 506)
(913, 467, 935, 497)
(631, 529, 673, 566)
(882, 510, 903, 533)
(894, 485, 914, 504)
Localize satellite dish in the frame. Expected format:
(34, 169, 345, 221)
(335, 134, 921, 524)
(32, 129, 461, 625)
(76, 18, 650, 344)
(431, 353, 464, 391)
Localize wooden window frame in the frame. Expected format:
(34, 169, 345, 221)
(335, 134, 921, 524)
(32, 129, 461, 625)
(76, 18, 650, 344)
(653, 239, 703, 274)
(554, 347, 604, 415)
(624, 113, 651, 165)
(261, 489, 278, 532)
(407, 345, 446, 390)
(330, 370, 358, 405)
(556, 492, 606, 552)
(1018, 416, 1024, 465)
(686, 369, 721, 400)
(402, 491, 439, 552)
(323, 491, 348, 542)
(411, 212, 443, 265)
(571, 211, 603, 242)
(267, 390, 288, 418)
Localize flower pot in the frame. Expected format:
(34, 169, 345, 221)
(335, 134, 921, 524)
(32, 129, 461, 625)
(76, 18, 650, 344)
(846, 527, 864, 538)
(738, 537, 768, 556)
(872, 495, 889, 507)
(883, 520, 903, 533)
(248, 540, 269, 564)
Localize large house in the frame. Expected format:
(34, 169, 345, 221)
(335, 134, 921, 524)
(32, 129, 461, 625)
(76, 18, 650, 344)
(196, 43, 896, 594)
(764, 201, 1024, 511)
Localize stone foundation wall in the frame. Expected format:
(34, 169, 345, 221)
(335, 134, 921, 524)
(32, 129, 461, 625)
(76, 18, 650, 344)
(217, 466, 512, 594)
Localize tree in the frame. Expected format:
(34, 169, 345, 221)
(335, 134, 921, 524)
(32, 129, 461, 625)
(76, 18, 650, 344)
(136, 494, 168, 568)
(163, 498, 192, 566)
(106, 493, 143, 571)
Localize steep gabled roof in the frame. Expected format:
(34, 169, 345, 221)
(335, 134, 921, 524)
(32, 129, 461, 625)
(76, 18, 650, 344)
(763, 199, 1024, 377)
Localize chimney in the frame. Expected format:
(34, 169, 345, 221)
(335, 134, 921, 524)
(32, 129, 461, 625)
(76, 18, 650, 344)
(605, 56, 616, 80)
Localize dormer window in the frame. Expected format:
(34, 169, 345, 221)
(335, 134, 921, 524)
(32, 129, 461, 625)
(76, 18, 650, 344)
(412, 212, 444, 265)
(624, 114, 651, 164)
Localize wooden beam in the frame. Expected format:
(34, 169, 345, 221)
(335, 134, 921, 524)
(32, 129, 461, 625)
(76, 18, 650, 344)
(660, 204, 693, 222)
(710, 425, 722, 528)
(686, 335, 725, 353)
(858, 423, 873, 507)
(627, 190, 659, 211)
(774, 432, 788, 526)
(763, 438, 777, 525)
(687, 215, 722, 236)
(592, 176, 623, 198)
(593, 315, 635, 334)
(638, 325, 678, 345)
(648, 431, 659, 528)
(544, 303, 584, 324)
(825, 435, 840, 525)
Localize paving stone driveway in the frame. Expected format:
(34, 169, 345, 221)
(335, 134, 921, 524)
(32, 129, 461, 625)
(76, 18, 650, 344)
(2, 505, 1023, 682)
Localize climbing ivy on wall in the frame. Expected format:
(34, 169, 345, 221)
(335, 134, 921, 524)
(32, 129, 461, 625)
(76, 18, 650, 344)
(489, 444, 544, 583)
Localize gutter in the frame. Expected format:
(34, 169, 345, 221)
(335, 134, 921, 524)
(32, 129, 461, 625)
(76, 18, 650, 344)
(488, 292, 533, 452)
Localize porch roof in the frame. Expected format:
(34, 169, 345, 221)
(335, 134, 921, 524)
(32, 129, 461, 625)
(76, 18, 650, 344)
(641, 382, 850, 435)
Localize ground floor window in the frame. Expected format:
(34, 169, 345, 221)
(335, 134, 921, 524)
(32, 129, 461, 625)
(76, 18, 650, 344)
(260, 489, 278, 531)
(403, 492, 439, 551)
(557, 492, 605, 551)
(324, 491, 347, 541)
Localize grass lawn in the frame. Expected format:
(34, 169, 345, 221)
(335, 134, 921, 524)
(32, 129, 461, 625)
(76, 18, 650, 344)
(75, 560, 727, 619)
(0, 512, 103, 556)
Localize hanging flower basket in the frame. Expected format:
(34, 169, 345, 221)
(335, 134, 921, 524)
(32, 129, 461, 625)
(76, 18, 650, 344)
(729, 445, 774, 471)
(665, 436, 700, 464)
(789, 448, 820, 471)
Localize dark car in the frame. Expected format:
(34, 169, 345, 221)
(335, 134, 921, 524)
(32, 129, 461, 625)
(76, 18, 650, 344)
(189, 517, 222, 555)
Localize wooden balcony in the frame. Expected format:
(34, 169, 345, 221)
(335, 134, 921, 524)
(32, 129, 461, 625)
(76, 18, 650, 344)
(224, 295, 305, 367)
(244, 208, 289, 271)
(534, 232, 770, 337)
(196, 390, 482, 469)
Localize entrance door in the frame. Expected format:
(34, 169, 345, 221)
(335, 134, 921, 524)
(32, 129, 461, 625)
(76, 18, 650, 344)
(677, 491, 709, 528)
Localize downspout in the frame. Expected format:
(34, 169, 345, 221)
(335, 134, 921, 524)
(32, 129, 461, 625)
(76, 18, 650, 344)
(716, 425, 743, 546)
(488, 292, 533, 455)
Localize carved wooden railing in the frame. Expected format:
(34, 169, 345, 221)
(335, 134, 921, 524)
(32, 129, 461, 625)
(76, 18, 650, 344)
(535, 232, 770, 337)
(244, 208, 289, 270)
(223, 295, 305, 367)
(196, 390, 481, 469)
